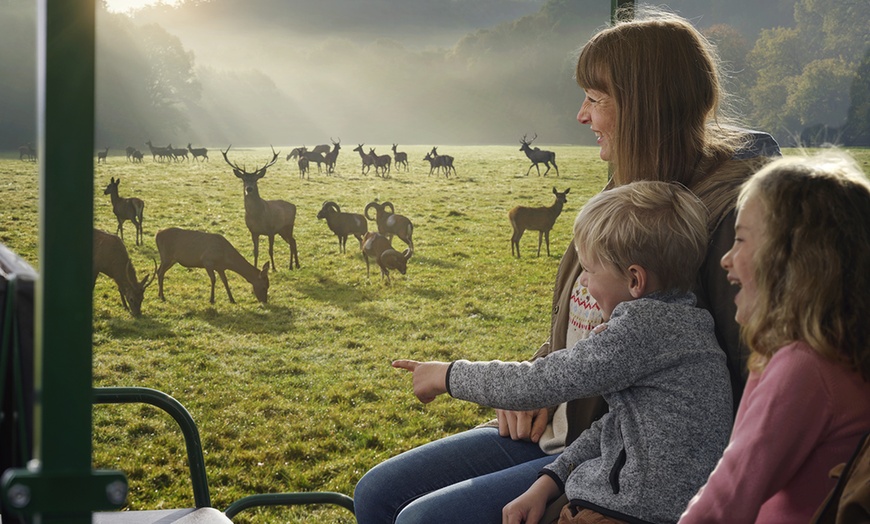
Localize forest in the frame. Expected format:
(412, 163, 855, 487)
(1, 0, 867, 150)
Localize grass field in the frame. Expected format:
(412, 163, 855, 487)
(0, 145, 867, 522)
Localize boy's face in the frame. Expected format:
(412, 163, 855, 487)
(578, 251, 635, 322)
(721, 195, 763, 325)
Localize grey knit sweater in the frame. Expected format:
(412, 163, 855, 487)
(447, 291, 733, 524)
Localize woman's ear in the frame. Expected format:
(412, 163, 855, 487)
(627, 264, 648, 298)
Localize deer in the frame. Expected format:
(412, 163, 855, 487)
(392, 144, 408, 172)
(18, 143, 36, 162)
(297, 147, 310, 179)
(131, 150, 144, 163)
(353, 144, 375, 175)
(125, 146, 136, 162)
(301, 147, 326, 173)
(310, 144, 331, 155)
(93, 228, 154, 317)
(286, 147, 304, 161)
(508, 187, 570, 258)
(187, 143, 209, 162)
(168, 144, 189, 162)
(222, 144, 300, 271)
(155, 227, 270, 304)
(369, 147, 392, 177)
(361, 232, 412, 285)
(364, 201, 414, 253)
(324, 138, 341, 174)
(97, 147, 109, 164)
(145, 140, 171, 162)
(519, 133, 559, 176)
(103, 176, 145, 246)
(430, 147, 457, 177)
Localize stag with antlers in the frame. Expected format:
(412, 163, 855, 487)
(519, 133, 559, 177)
(222, 145, 300, 270)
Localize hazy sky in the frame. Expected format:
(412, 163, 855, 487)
(105, 0, 181, 13)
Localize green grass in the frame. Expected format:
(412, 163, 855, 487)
(1, 146, 868, 522)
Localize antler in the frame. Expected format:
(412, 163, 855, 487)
(258, 145, 279, 173)
(221, 144, 245, 172)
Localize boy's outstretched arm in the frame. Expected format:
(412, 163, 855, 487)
(392, 359, 451, 403)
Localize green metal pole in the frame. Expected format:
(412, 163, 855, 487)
(0, 2, 125, 521)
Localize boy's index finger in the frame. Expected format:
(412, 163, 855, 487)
(392, 359, 419, 372)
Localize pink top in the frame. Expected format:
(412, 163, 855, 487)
(679, 341, 870, 524)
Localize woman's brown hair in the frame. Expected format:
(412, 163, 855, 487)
(575, 7, 745, 189)
(739, 153, 870, 380)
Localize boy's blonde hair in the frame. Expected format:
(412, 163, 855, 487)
(573, 181, 709, 292)
(738, 152, 870, 380)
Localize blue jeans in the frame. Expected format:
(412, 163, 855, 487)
(353, 427, 558, 523)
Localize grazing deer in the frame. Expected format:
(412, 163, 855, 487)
(93, 228, 154, 317)
(125, 146, 136, 162)
(519, 133, 559, 176)
(324, 138, 341, 174)
(222, 145, 300, 270)
(103, 176, 145, 246)
(187, 143, 209, 162)
(509, 187, 569, 257)
(155, 227, 270, 304)
(430, 147, 457, 177)
(353, 144, 375, 175)
(369, 148, 392, 177)
(18, 143, 36, 162)
(392, 144, 408, 172)
(131, 150, 144, 163)
(97, 147, 109, 164)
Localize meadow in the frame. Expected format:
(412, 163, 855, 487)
(1, 145, 867, 522)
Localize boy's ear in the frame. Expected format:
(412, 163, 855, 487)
(627, 265, 648, 298)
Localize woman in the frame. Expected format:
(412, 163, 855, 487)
(679, 152, 870, 523)
(354, 7, 778, 523)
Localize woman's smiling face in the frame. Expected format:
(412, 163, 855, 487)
(577, 88, 616, 161)
(721, 195, 765, 325)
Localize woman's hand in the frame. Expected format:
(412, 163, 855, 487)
(502, 475, 560, 524)
(392, 360, 450, 403)
(496, 408, 550, 443)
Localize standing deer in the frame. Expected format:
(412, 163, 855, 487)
(430, 147, 456, 177)
(392, 144, 408, 172)
(145, 140, 171, 162)
(18, 143, 36, 161)
(508, 187, 570, 258)
(369, 148, 391, 177)
(353, 144, 375, 175)
(324, 138, 341, 174)
(93, 228, 154, 317)
(155, 227, 270, 304)
(187, 143, 209, 162)
(222, 145, 300, 270)
(301, 147, 326, 173)
(103, 177, 145, 246)
(519, 133, 559, 176)
(97, 147, 109, 164)
(297, 147, 310, 179)
(125, 146, 136, 162)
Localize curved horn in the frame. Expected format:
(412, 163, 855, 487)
(364, 202, 379, 221)
(382, 201, 395, 215)
(403, 248, 412, 261)
(327, 201, 341, 213)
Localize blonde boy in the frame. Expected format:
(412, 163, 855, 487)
(395, 181, 733, 523)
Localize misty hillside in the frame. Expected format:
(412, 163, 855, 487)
(3, 0, 867, 149)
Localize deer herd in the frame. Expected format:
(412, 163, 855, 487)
(88, 135, 568, 317)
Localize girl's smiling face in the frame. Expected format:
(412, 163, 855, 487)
(577, 88, 616, 161)
(721, 195, 764, 325)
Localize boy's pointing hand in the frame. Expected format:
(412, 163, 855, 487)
(392, 360, 450, 404)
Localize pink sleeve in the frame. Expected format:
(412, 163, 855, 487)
(680, 345, 833, 523)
